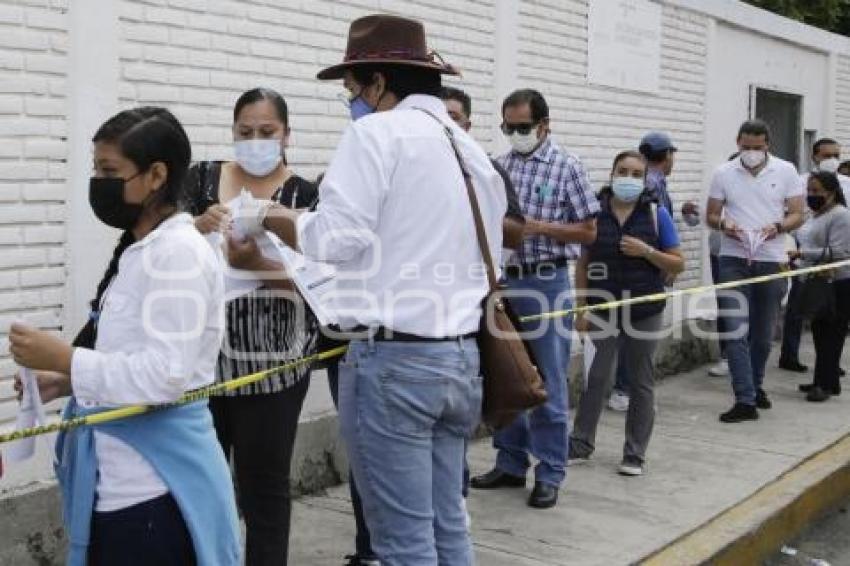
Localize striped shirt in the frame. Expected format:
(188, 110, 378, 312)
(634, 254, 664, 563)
(498, 138, 599, 264)
(186, 161, 319, 395)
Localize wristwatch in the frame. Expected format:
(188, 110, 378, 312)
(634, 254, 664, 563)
(773, 221, 784, 235)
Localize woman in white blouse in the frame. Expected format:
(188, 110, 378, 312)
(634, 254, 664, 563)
(10, 107, 240, 566)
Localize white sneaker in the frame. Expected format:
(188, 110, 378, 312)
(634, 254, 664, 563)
(618, 459, 644, 476)
(607, 391, 630, 412)
(708, 360, 729, 377)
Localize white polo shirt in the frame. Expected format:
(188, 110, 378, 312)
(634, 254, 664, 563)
(709, 154, 804, 262)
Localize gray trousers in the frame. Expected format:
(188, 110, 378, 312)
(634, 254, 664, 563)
(571, 313, 663, 463)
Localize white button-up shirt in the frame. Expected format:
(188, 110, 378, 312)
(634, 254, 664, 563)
(297, 94, 507, 337)
(709, 155, 804, 262)
(71, 213, 225, 511)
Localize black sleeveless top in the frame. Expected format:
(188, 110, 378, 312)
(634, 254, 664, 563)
(186, 161, 319, 395)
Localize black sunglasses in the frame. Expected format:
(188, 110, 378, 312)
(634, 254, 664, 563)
(501, 122, 538, 136)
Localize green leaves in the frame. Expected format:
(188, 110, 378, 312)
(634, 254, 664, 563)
(743, 0, 850, 36)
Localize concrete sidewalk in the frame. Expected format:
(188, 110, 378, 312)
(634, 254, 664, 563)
(289, 338, 850, 565)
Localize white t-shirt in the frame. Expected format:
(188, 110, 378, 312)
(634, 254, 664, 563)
(708, 155, 804, 262)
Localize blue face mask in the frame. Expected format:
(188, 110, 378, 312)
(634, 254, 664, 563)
(611, 177, 645, 202)
(349, 95, 375, 121)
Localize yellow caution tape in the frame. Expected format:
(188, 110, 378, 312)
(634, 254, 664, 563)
(519, 258, 850, 322)
(2, 258, 849, 445)
(0, 345, 348, 445)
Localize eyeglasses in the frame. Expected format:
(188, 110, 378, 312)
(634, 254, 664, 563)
(500, 122, 538, 136)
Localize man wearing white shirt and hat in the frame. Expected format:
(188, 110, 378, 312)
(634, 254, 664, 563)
(706, 119, 805, 423)
(238, 14, 506, 566)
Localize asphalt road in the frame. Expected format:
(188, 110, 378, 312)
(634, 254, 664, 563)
(766, 502, 850, 566)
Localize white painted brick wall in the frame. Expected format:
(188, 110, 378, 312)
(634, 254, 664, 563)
(516, 1, 708, 290)
(835, 55, 850, 151)
(118, 0, 497, 182)
(0, 0, 68, 427)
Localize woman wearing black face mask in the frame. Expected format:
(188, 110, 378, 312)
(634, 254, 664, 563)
(789, 172, 850, 402)
(9, 107, 240, 566)
(184, 87, 318, 566)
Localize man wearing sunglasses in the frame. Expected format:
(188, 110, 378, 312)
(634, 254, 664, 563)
(471, 88, 599, 509)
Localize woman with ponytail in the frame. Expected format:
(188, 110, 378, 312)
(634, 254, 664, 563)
(9, 107, 240, 566)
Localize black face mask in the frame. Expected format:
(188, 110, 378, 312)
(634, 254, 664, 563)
(807, 195, 828, 212)
(89, 173, 145, 230)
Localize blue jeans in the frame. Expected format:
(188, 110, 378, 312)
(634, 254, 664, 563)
(339, 338, 481, 566)
(717, 257, 788, 405)
(494, 267, 572, 487)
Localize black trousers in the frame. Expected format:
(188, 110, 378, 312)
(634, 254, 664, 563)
(210, 376, 310, 566)
(812, 279, 850, 392)
(327, 360, 376, 559)
(89, 494, 195, 566)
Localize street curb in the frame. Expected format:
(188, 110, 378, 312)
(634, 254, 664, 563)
(639, 433, 850, 565)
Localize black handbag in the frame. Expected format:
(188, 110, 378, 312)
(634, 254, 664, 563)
(793, 221, 836, 320)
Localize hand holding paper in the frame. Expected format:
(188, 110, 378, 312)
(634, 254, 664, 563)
(6, 368, 47, 463)
(740, 229, 769, 263)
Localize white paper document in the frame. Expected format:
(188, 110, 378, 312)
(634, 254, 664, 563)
(277, 245, 338, 326)
(740, 229, 768, 263)
(582, 339, 596, 392)
(6, 368, 46, 463)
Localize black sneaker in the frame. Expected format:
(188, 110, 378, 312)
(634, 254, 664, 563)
(719, 403, 759, 423)
(778, 358, 808, 372)
(755, 389, 772, 409)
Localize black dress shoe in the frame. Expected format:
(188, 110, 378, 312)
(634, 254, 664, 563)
(840, 367, 846, 377)
(801, 382, 840, 395)
(756, 388, 772, 409)
(719, 403, 759, 423)
(779, 358, 808, 372)
(470, 468, 525, 489)
(806, 386, 832, 402)
(528, 481, 558, 509)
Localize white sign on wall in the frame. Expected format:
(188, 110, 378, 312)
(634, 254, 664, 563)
(587, 0, 662, 93)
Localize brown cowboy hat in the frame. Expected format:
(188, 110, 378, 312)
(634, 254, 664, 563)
(316, 14, 460, 81)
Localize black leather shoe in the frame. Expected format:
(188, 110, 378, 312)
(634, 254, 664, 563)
(470, 468, 525, 489)
(756, 388, 772, 409)
(800, 383, 840, 395)
(719, 403, 758, 423)
(528, 481, 558, 509)
(779, 358, 808, 372)
(806, 386, 832, 402)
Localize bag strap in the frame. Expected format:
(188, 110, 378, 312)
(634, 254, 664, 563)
(415, 107, 499, 292)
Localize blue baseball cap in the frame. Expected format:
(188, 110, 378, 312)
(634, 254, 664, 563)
(639, 131, 677, 155)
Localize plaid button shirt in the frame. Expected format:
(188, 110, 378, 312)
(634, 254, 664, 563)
(498, 138, 600, 264)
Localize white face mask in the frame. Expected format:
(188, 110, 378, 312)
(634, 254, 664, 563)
(508, 131, 540, 154)
(234, 139, 283, 177)
(816, 157, 840, 174)
(740, 149, 766, 169)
